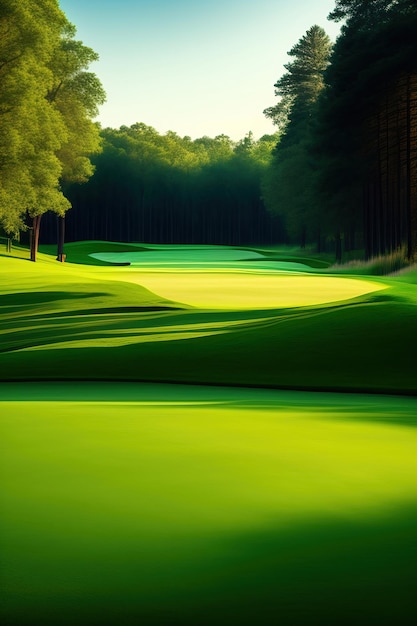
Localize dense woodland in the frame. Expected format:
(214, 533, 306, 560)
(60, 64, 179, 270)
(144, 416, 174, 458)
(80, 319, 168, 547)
(0, 0, 416, 261)
(263, 0, 417, 260)
(43, 127, 283, 246)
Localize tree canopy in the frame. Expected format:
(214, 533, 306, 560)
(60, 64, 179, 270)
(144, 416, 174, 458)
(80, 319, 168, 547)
(41, 125, 282, 246)
(318, 0, 417, 258)
(0, 0, 105, 260)
(262, 25, 332, 249)
(262, 2, 417, 260)
(0, 0, 69, 236)
(1, 1, 416, 262)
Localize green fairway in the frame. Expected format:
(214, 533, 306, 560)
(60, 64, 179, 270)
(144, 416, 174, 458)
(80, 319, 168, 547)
(1, 242, 416, 392)
(1, 242, 417, 625)
(119, 270, 384, 309)
(1, 383, 416, 625)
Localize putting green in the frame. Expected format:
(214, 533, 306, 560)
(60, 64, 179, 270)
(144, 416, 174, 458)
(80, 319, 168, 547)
(113, 270, 385, 309)
(91, 247, 265, 264)
(1, 247, 384, 310)
(89, 246, 385, 309)
(1, 383, 416, 625)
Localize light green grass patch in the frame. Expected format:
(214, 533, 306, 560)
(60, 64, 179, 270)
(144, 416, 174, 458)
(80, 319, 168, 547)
(110, 270, 386, 309)
(1, 248, 416, 392)
(1, 384, 416, 625)
(85, 245, 387, 309)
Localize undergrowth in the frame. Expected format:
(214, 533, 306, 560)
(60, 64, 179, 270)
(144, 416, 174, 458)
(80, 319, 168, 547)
(330, 248, 414, 276)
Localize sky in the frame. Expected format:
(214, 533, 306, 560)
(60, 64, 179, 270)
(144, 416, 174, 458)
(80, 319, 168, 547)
(59, 0, 342, 141)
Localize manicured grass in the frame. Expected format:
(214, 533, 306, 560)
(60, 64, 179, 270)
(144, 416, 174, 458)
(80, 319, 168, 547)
(120, 271, 384, 309)
(39, 240, 151, 265)
(1, 383, 416, 625)
(1, 244, 417, 624)
(1, 243, 416, 392)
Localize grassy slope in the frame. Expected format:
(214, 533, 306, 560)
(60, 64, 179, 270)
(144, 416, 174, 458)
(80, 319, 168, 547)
(1, 245, 417, 625)
(1, 385, 416, 626)
(1, 242, 416, 393)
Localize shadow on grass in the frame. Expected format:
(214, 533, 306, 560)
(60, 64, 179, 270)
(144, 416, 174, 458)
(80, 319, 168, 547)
(38, 241, 151, 266)
(180, 506, 417, 626)
(1, 505, 416, 626)
(0, 281, 401, 311)
(0, 291, 101, 307)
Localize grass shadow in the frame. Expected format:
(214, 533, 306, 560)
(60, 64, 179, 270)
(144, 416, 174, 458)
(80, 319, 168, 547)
(1, 505, 415, 625)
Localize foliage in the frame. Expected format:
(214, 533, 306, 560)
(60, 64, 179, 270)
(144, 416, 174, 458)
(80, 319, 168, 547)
(315, 0, 417, 259)
(48, 22, 106, 187)
(263, 2, 417, 261)
(41, 125, 282, 246)
(262, 25, 332, 249)
(328, 0, 417, 26)
(0, 0, 69, 235)
(0, 1, 105, 260)
(329, 247, 412, 275)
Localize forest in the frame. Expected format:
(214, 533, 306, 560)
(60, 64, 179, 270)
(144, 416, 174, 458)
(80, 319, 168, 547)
(0, 0, 416, 264)
(47, 126, 283, 246)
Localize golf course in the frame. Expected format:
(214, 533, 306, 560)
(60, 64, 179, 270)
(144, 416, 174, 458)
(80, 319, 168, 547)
(1, 242, 416, 625)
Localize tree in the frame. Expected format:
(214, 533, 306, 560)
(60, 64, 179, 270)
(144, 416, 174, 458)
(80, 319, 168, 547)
(314, 0, 417, 259)
(328, 0, 416, 25)
(46, 23, 105, 261)
(263, 96, 293, 132)
(0, 2, 105, 261)
(275, 25, 332, 113)
(44, 124, 281, 246)
(0, 0, 69, 245)
(262, 26, 332, 248)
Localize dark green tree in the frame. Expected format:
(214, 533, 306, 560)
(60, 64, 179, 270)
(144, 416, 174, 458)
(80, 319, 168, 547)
(51, 125, 281, 246)
(314, 0, 417, 259)
(262, 25, 332, 248)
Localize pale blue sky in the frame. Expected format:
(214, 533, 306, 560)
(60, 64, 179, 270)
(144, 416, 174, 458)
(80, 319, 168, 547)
(59, 0, 341, 140)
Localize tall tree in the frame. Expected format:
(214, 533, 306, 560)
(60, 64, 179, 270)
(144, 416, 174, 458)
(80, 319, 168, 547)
(262, 26, 332, 248)
(43, 125, 281, 246)
(46, 23, 106, 261)
(0, 2, 105, 261)
(328, 0, 416, 25)
(0, 0, 69, 243)
(275, 25, 332, 115)
(314, 0, 417, 259)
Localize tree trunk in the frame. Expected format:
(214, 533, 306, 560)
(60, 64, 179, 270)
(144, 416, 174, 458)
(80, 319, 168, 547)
(56, 215, 65, 261)
(405, 73, 417, 260)
(30, 215, 42, 262)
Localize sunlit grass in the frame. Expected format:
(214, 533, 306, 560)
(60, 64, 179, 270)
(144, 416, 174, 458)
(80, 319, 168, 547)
(120, 270, 385, 309)
(1, 244, 416, 391)
(1, 384, 416, 625)
(87, 245, 386, 309)
(4, 401, 414, 526)
(1, 241, 417, 624)
(2, 250, 386, 310)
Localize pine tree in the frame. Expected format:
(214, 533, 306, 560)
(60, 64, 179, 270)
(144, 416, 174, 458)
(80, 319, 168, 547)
(315, 0, 417, 259)
(263, 26, 332, 248)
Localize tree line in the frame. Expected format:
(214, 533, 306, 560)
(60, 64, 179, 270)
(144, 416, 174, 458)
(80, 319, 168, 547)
(40, 126, 282, 246)
(263, 0, 417, 260)
(1, 0, 416, 261)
